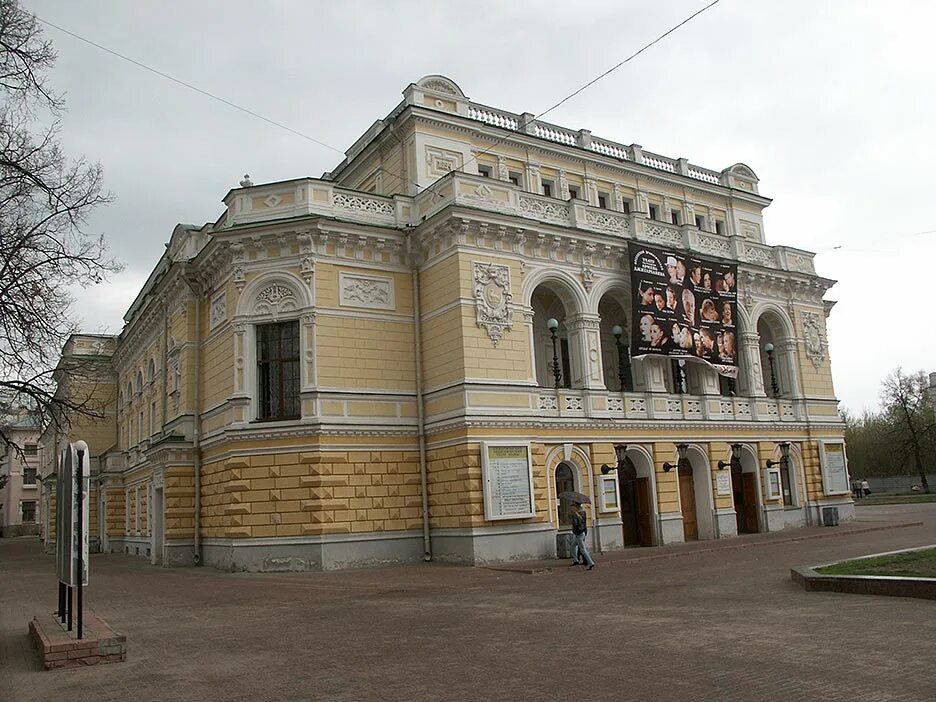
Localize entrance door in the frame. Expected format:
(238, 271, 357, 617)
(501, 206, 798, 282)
(741, 473, 759, 534)
(619, 479, 639, 546)
(635, 477, 653, 547)
(679, 470, 698, 540)
(152, 488, 164, 566)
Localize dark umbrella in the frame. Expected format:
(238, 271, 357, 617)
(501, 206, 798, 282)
(558, 490, 591, 504)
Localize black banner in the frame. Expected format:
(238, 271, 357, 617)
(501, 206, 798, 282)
(628, 242, 738, 378)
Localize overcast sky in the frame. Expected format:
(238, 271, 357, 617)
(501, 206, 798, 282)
(24, 0, 936, 414)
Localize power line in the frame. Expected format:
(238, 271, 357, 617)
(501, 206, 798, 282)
(451, 0, 722, 185)
(36, 2, 721, 200)
(34, 15, 346, 157)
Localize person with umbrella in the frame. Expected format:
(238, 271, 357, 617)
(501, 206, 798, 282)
(561, 491, 596, 570)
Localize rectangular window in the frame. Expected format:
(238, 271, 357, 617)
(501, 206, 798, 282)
(138, 411, 144, 442)
(23, 466, 36, 485)
(151, 401, 157, 435)
(24, 443, 38, 456)
(541, 180, 554, 198)
(597, 193, 608, 209)
(477, 165, 492, 178)
(671, 209, 681, 225)
(125, 491, 131, 533)
(257, 321, 301, 420)
(695, 215, 706, 230)
(21, 501, 36, 523)
(508, 171, 522, 187)
(621, 200, 631, 214)
(559, 339, 571, 389)
(715, 219, 725, 236)
(568, 185, 580, 200)
(135, 487, 141, 534)
(648, 204, 659, 220)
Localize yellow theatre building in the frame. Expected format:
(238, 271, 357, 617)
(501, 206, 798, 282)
(41, 75, 853, 571)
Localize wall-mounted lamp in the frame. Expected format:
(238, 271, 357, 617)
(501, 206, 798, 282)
(765, 441, 791, 468)
(601, 443, 629, 474)
(547, 318, 561, 389)
(717, 443, 744, 470)
(663, 443, 689, 472)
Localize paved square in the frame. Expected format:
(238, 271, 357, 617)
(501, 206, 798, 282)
(2, 504, 935, 701)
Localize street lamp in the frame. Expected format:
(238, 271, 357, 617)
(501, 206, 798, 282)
(764, 342, 780, 397)
(766, 441, 791, 469)
(611, 325, 633, 393)
(718, 443, 743, 470)
(663, 443, 689, 472)
(601, 443, 629, 474)
(547, 318, 561, 389)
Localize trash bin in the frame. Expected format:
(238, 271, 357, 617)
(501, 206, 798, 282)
(821, 506, 839, 527)
(556, 532, 574, 558)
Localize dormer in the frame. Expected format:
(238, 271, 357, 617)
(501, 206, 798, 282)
(402, 74, 470, 117)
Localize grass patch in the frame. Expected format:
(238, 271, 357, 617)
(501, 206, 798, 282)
(855, 494, 936, 505)
(817, 548, 936, 578)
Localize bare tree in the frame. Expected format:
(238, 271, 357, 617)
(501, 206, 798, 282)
(881, 368, 935, 493)
(0, 0, 119, 449)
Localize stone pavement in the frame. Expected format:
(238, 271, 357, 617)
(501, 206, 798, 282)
(2, 503, 935, 702)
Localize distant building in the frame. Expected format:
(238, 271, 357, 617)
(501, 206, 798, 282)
(44, 75, 851, 571)
(0, 411, 41, 537)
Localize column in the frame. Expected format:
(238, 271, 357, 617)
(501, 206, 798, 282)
(740, 331, 766, 397)
(566, 313, 604, 390)
(779, 338, 801, 398)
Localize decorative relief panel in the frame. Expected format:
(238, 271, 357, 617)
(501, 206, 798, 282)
(426, 146, 462, 178)
(331, 192, 394, 217)
(564, 396, 583, 411)
(583, 209, 629, 235)
(338, 272, 395, 310)
(209, 291, 227, 330)
(644, 223, 683, 247)
(697, 234, 731, 257)
(537, 395, 558, 411)
(608, 397, 624, 413)
(473, 261, 512, 345)
(518, 196, 569, 225)
(787, 253, 815, 274)
(740, 220, 761, 240)
(802, 311, 826, 368)
(255, 283, 297, 316)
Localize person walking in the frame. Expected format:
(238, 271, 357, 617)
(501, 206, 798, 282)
(569, 501, 596, 570)
(861, 479, 871, 498)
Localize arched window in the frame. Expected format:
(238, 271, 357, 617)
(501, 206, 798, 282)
(532, 285, 573, 388)
(598, 291, 631, 392)
(757, 309, 797, 398)
(135, 371, 143, 395)
(148, 359, 156, 382)
(555, 462, 576, 526)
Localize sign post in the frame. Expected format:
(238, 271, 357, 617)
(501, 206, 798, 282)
(54, 440, 89, 638)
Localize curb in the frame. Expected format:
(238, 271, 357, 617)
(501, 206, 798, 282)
(484, 520, 924, 575)
(791, 544, 936, 601)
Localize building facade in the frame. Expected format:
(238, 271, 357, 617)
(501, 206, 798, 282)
(43, 75, 852, 570)
(1, 412, 41, 537)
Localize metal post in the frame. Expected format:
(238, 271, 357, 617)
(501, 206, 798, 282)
(67, 586, 72, 631)
(76, 449, 84, 639)
(58, 581, 65, 622)
(549, 328, 561, 389)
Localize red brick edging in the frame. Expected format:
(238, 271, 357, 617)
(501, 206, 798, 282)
(29, 611, 127, 669)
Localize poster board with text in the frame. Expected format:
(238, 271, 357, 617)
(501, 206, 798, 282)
(482, 443, 535, 521)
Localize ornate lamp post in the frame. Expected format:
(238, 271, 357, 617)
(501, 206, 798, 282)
(601, 443, 629, 474)
(611, 325, 632, 392)
(663, 443, 689, 472)
(547, 318, 561, 389)
(764, 342, 780, 397)
(718, 443, 743, 470)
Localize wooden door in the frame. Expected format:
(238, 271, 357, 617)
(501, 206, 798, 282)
(679, 471, 698, 540)
(619, 480, 639, 546)
(741, 473, 759, 534)
(636, 477, 653, 547)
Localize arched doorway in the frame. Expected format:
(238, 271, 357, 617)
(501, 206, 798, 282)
(756, 309, 796, 398)
(617, 448, 655, 546)
(679, 446, 715, 541)
(732, 445, 761, 534)
(532, 285, 572, 388)
(597, 291, 631, 392)
(554, 461, 576, 527)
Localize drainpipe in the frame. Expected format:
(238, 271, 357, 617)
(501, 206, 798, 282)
(411, 266, 431, 561)
(182, 275, 203, 566)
